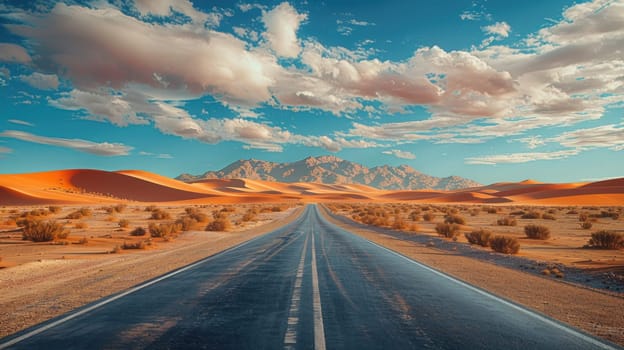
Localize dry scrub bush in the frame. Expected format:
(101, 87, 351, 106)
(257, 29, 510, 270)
(392, 215, 408, 230)
(423, 213, 435, 222)
(66, 208, 92, 219)
(435, 223, 460, 239)
(524, 224, 551, 240)
(541, 213, 556, 220)
(148, 222, 181, 238)
(490, 236, 520, 254)
(150, 209, 171, 220)
(444, 214, 466, 225)
(122, 240, 146, 249)
(48, 206, 62, 214)
(21, 220, 69, 242)
(580, 221, 593, 230)
(497, 217, 517, 226)
(205, 218, 231, 232)
(578, 213, 589, 222)
(521, 211, 542, 219)
(587, 231, 624, 249)
(465, 229, 491, 247)
(74, 222, 88, 229)
(118, 219, 130, 228)
(130, 227, 147, 236)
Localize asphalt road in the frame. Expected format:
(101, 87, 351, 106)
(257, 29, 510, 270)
(1, 204, 620, 350)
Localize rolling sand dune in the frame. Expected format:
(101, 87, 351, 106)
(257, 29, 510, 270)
(0, 169, 623, 205)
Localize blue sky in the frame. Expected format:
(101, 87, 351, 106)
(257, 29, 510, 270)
(0, 0, 623, 184)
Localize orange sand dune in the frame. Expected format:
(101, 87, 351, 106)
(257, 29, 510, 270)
(0, 169, 622, 206)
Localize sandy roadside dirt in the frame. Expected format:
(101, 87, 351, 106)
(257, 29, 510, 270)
(319, 205, 624, 346)
(0, 206, 303, 338)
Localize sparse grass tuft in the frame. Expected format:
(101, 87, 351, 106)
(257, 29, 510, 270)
(465, 229, 491, 247)
(490, 236, 520, 254)
(524, 224, 551, 240)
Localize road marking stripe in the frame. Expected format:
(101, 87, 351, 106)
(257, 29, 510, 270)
(284, 233, 309, 348)
(0, 228, 285, 350)
(362, 238, 619, 350)
(311, 232, 327, 350)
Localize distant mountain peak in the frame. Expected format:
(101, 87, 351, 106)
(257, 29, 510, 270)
(177, 156, 481, 190)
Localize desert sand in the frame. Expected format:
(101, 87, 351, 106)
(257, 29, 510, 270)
(1, 169, 623, 205)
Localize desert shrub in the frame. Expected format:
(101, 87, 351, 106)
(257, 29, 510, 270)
(578, 212, 589, 222)
(271, 206, 283, 212)
(392, 215, 408, 230)
(22, 220, 68, 242)
(587, 231, 624, 249)
(567, 209, 579, 215)
(77, 236, 89, 244)
(113, 204, 126, 213)
(444, 214, 466, 225)
(118, 219, 130, 228)
(150, 209, 171, 220)
(408, 210, 421, 221)
(48, 206, 62, 214)
(510, 210, 526, 216)
(423, 213, 435, 222)
(122, 240, 146, 249)
(74, 222, 88, 229)
(541, 213, 556, 220)
(470, 209, 481, 217)
(524, 224, 551, 239)
(497, 216, 517, 226)
(130, 227, 147, 236)
(205, 218, 231, 231)
(148, 222, 181, 238)
(490, 236, 520, 254)
(144, 205, 157, 212)
(408, 223, 420, 232)
(588, 211, 620, 220)
(579, 221, 593, 230)
(435, 223, 460, 239)
(242, 210, 256, 222)
(521, 211, 542, 219)
(66, 208, 92, 219)
(465, 229, 491, 247)
(486, 207, 498, 214)
(175, 217, 201, 231)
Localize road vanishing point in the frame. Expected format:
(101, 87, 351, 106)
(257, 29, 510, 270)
(1, 204, 620, 350)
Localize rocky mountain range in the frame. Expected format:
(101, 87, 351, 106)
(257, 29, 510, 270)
(176, 156, 481, 190)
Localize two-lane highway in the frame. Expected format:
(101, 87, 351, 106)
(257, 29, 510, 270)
(1, 205, 619, 349)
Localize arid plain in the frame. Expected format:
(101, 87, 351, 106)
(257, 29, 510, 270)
(0, 169, 622, 345)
